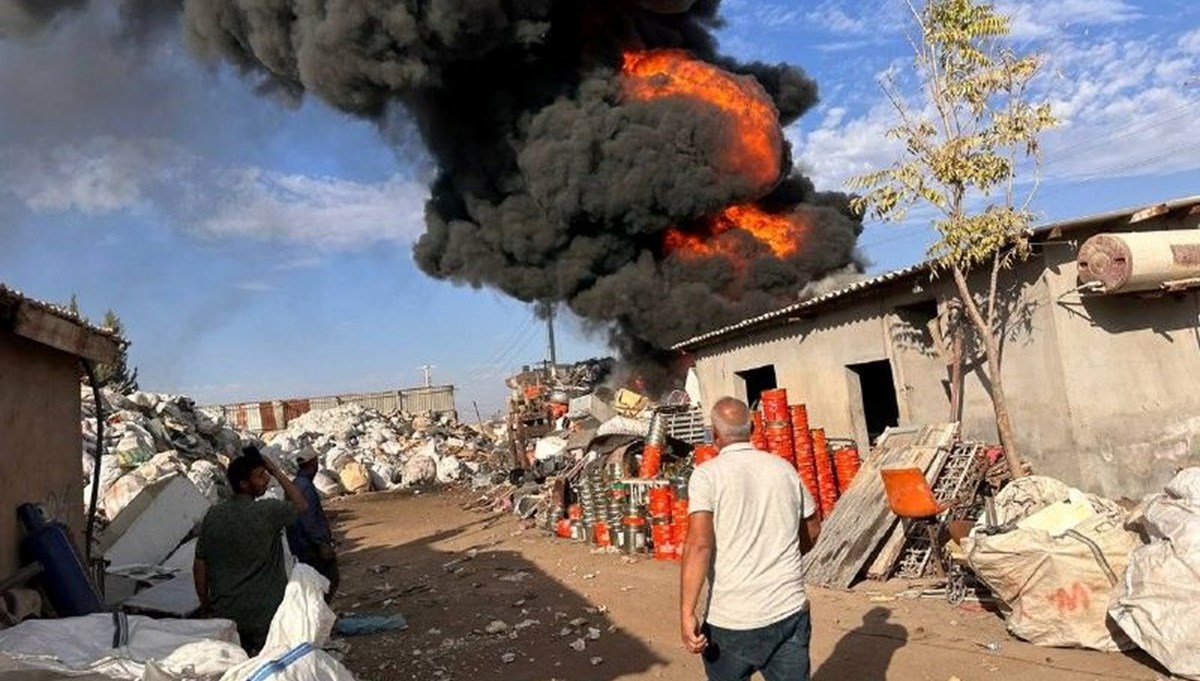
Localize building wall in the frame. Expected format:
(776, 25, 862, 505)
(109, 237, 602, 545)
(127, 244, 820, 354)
(691, 212, 1200, 499)
(1042, 212, 1200, 497)
(0, 332, 85, 577)
(693, 298, 899, 454)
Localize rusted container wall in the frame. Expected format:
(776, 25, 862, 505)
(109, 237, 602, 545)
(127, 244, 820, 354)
(259, 402, 278, 431)
(309, 396, 339, 412)
(343, 391, 399, 413)
(399, 385, 456, 415)
(282, 399, 311, 426)
(241, 404, 263, 432)
(202, 384, 456, 432)
(230, 404, 248, 431)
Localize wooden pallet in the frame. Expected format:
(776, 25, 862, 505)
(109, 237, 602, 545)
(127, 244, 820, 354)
(801, 423, 959, 589)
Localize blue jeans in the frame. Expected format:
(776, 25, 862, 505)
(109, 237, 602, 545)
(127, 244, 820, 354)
(702, 609, 812, 681)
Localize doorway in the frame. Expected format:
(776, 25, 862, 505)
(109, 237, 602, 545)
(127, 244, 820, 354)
(736, 365, 778, 409)
(849, 360, 900, 443)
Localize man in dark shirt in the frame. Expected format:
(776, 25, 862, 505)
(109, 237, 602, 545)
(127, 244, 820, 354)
(194, 446, 307, 654)
(286, 446, 339, 602)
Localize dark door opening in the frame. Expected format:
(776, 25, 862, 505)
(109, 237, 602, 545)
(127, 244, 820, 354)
(850, 360, 900, 443)
(736, 365, 778, 409)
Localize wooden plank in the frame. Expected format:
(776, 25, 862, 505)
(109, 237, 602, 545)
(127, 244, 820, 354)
(865, 445, 952, 580)
(13, 304, 119, 363)
(802, 423, 958, 589)
(1127, 203, 1169, 224)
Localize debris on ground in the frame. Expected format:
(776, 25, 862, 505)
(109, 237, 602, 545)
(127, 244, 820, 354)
(334, 614, 410, 637)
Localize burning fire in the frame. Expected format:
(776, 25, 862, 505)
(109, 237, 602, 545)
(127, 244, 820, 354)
(621, 49, 782, 193)
(621, 50, 802, 264)
(664, 203, 808, 261)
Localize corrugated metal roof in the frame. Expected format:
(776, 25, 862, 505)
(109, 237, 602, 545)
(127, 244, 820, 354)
(670, 263, 927, 351)
(0, 284, 122, 341)
(672, 194, 1200, 352)
(0, 281, 123, 362)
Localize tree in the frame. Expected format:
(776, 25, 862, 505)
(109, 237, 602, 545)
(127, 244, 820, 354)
(67, 294, 81, 318)
(847, 0, 1056, 477)
(95, 309, 139, 394)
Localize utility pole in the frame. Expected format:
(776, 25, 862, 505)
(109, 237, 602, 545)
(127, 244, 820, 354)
(545, 303, 558, 380)
(418, 364, 435, 387)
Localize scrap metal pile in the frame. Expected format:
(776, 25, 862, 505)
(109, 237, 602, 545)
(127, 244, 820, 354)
(481, 386, 864, 564)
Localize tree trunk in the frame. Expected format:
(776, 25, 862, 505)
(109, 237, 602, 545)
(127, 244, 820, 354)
(949, 264, 1027, 478)
(948, 315, 964, 423)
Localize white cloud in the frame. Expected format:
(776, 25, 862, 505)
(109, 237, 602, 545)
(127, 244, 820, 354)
(234, 281, 276, 293)
(1, 134, 429, 251)
(196, 170, 427, 249)
(789, 104, 904, 189)
(998, 0, 1141, 40)
(1180, 28, 1200, 54)
(273, 256, 325, 270)
(1, 137, 189, 215)
(791, 19, 1200, 191)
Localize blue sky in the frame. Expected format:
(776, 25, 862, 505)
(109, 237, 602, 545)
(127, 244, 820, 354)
(1, 0, 1198, 416)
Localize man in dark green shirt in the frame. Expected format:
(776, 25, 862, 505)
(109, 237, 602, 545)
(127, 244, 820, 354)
(194, 447, 307, 654)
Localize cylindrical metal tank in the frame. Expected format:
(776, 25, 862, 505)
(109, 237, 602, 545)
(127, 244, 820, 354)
(1077, 230, 1200, 294)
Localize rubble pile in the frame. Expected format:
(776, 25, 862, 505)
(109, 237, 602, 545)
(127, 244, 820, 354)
(259, 404, 504, 498)
(81, 386, 246, 520)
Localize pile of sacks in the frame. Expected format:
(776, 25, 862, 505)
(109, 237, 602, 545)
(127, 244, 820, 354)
(259, 405, 499, 499)
(964, 469, 1200, 679)
(82, 386, 247, 520)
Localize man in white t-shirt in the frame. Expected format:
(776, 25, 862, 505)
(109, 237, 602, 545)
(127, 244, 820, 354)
(681, 396, 821, 681)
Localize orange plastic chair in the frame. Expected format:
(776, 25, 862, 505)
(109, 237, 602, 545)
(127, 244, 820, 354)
(880, 468, 954, 519)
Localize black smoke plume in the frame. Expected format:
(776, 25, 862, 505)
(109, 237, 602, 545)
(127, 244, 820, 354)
(10, 0, 863, 388)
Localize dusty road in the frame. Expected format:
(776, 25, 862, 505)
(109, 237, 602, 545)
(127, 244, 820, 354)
(325, 490, 1163, 681)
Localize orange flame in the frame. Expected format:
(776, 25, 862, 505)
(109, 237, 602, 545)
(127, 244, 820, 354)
(664, 204, 808, 261)
(621, 49, 782, 193)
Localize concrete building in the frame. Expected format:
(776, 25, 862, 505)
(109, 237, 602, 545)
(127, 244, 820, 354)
(674, 196, 1200, 499)
(0, 285, 120, 577)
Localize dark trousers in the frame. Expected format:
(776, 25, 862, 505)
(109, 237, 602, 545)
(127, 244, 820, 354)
(296, 547, 340, 603)
(702, 608, 812, 681)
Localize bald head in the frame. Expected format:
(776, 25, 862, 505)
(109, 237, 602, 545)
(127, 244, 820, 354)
(711, 397, 753, 446)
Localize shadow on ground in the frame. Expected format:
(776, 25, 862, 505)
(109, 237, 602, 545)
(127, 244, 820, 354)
(326, 496, 667, 681)
(813, 606, 908, 681)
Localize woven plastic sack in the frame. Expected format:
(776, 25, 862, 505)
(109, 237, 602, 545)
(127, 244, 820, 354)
(1109, 468, 1200, 679)
(965, 507, 1139, 651)
(219, 564, 355, 681)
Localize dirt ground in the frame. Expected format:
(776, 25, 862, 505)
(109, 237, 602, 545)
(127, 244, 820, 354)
(325, 489, 1165, 681)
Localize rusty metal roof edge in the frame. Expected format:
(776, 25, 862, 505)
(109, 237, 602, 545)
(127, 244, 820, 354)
(1026, 194, 1200, 241)
(0, 283, 124, 344)
(672, 194, 1200, 352)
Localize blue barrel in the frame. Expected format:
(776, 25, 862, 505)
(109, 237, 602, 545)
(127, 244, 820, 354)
(17, 503, 103, 617)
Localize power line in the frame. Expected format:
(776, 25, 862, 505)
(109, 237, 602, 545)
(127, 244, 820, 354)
(1041, 99, 1200, 169)
(460, 313, 536, 386)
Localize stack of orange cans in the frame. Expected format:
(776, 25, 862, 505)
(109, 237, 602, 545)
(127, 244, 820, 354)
(811, 428, 839, 517)
(692, 443, 719, 466)
(639, 444, 663, 478)
(751, 410, 768, 451)
(648, 486, 675, 560)
(791, 405, 821, 512)
(760, 389, 795, 464)
(671, 496, 689, 560)
(833, 446, 862, 494)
